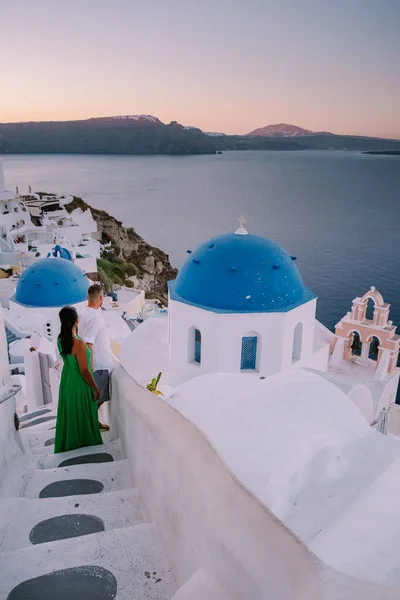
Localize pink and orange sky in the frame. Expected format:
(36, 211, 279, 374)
(1, 0, 399, 138)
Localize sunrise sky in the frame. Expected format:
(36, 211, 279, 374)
(1, 0, 399, 138)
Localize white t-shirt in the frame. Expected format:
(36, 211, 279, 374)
(79, 306, 114, 372)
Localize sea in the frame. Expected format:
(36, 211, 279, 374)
(1, 151, 399, 332)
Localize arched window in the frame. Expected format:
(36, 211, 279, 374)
(366, 298, 375, 322)
(192, 328, 201, 364)
(351, 331, 362, 357)
(368, 336, 380, 361)
(292, 322, 303, 362)
(241, 335, 258, 370)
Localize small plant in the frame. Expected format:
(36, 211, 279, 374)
(146, 372, 162, 395)
(112, 243, 121, 257)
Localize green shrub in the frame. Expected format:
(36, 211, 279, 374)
(98, 266, 113, 293)
(127, 227, 137, 241)
(125, 262, 139, 277)
(124, 279, 134, 288)
(97, 256, 139, 290)
(101, 249, 114, 261)
(64, 196, 90, 213)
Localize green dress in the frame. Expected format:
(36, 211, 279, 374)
(54, 338, 103, 453)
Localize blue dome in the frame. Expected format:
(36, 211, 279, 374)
(15, 258, 89, 307)
(169, 233, 316, 313)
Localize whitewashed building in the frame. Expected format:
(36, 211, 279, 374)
(119, 219, 399, 425)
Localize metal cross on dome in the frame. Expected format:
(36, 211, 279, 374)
(235, 214, 248, 235)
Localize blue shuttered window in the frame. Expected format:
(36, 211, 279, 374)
(241, 336, 257, 370)
(194, 329, 201, 364)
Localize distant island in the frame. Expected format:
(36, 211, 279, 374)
(247, 123, 313, 137)
(0, 116, 217, 156)
(362, 150, 400, 156)
(0, 117, 399, 155)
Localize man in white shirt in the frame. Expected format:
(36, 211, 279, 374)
(79, 284, 114, 431)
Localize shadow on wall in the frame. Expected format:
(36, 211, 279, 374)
(110, 366, 400, 600)
(348, 385, 374, 424)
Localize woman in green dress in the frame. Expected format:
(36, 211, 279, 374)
(55, 306, 103, 453)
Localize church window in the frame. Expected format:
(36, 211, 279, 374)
(193, 329, 201, 364)
(366, 298, 375, 321)
(241, 336, 258, 370)
(351, 331, 362, 356)
(292, 322, 303, 362)
(368, 336, 380, 361)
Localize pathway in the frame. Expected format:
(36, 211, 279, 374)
(0, 404, 176, 600)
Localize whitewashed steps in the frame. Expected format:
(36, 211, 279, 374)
(0, 488, 147, 553)
(0, 523, 176, 600)
(24, 459, 131, 499)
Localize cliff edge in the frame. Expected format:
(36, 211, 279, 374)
(66, 197, 177, 304)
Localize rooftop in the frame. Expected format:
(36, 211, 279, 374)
(169, 226, 315, 313)
(14, 257, 89, 308)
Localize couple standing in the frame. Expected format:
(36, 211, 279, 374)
(54, 284, 114, 453)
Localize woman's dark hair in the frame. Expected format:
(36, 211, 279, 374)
(58, 306, 78, 356)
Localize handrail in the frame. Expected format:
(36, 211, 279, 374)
(3, 313, 31, 339)
(0, 384, 22, 406)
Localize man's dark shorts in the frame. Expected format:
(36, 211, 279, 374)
(93, 369, 110, 404)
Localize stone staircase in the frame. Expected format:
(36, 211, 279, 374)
(0, 405, 176, 600)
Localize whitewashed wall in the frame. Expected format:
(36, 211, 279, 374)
(375, 374, 400, 418)
(110, 366, 399, 600)
(0, 308, 24, 486)
(75, 256, 97, 273)
(0, 392, 23, 475)
(0, 309, 10, 383)
(8, 299, 87, 340)
(169, 298, 321, 376)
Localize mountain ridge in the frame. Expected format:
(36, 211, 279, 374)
(1, 116, 400, 154)
(0, 117, 216, 155)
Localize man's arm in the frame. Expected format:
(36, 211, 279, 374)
(80, 318, 97, 348)
(79, 319, 97, 369)
(74, 339, 100, 399)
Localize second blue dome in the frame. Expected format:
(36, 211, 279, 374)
(15, 258, 89, 307)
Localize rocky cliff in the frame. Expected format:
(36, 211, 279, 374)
(66, 197, 177, 304)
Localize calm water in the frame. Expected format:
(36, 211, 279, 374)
(1, 151, 399, 332)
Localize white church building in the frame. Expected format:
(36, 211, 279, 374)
(119, 219, 399, 426)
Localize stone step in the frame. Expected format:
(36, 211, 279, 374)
(0, 523, 176, 600)
(3, 458, 131, 499)
(0, 488, 147, 553)
(18, 408, 53, 424)
(36, 439, 123, 467)
(22, 428, 117, 455)
(18, 412, 57, 430)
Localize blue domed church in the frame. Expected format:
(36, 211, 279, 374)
(8, 257, 89, 340)
(165, 220, 327, 377)
(117, 218, 399, 429)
